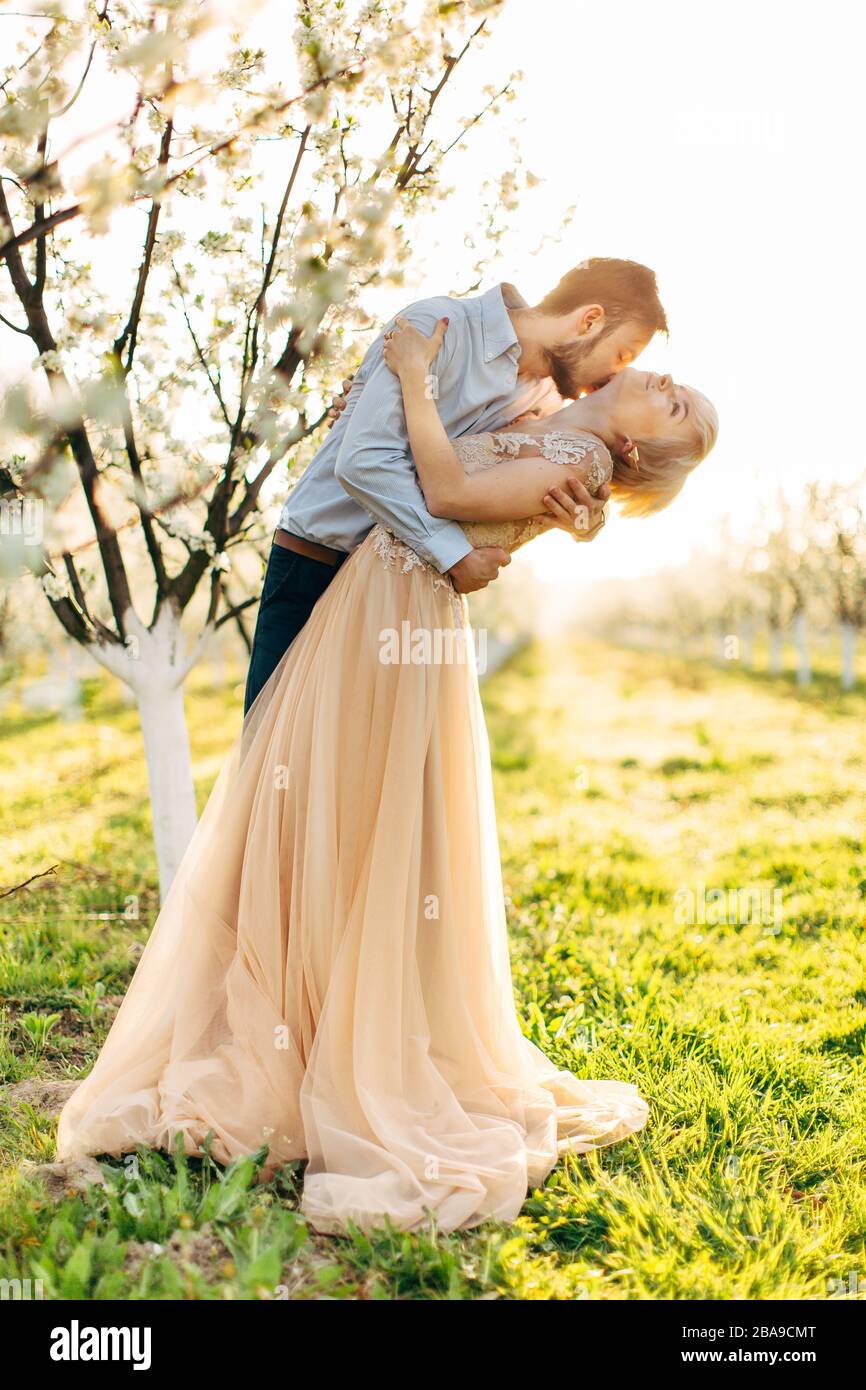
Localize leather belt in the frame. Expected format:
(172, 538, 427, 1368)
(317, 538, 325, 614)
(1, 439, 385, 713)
(274, 528, 346, 567)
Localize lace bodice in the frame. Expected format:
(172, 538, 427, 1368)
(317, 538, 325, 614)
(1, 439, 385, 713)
(370, 428, 612, 609)
(453, 429, 611, 552)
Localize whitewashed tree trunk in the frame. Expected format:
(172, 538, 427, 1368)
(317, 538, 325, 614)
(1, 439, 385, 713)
(768, 627, 784, 675)
(738, 618, 754, 669)
(88, 603, 210, 901)
(793, 611, 811, 686)
(840, 620, 857, 690)
(209, 635, 226, 691)
(136, 685, 198, 900)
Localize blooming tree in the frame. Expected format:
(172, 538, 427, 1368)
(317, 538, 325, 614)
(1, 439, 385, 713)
(804, 480, 866, 689)
(574, 479, 866, 690)
(0, 0, 522, 896)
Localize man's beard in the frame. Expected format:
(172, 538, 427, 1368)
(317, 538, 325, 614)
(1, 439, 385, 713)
(545, 336, 606, 398)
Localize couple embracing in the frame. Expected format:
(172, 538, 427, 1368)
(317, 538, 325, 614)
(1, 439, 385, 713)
(58, 258, 718, 1234)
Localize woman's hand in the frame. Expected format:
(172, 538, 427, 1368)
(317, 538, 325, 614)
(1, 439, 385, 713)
(535, 478, 610, 542)
(383, 315, 449, 382)
(326, 375, 355, 429)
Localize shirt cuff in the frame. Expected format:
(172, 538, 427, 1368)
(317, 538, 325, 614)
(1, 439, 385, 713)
(424, 523, 473, 574)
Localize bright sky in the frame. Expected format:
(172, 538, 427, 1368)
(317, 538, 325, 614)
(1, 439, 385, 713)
(396, 0, 865, 584)
(2, 0, 862, 592)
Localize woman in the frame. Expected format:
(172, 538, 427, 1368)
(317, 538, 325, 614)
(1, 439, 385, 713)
(58, 319, 718, 1234)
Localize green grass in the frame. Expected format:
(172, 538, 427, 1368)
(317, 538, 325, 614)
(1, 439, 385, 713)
(1, 640, 865, 1300)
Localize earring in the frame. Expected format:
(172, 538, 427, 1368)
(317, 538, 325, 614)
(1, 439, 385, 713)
(627, 445, 641, 469)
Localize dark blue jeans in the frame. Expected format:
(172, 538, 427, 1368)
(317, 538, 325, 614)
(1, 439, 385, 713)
(243, 539, 346, 713)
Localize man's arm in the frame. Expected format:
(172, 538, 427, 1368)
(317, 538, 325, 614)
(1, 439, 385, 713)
(383, 319, 609, 525)
(333, 302, 472, 573)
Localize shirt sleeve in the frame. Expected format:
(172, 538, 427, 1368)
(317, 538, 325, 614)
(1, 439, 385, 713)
(333, 302, 472, 572)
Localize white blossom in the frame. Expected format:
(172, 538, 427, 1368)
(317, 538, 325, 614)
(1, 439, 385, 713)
(41, 571, 72, 602)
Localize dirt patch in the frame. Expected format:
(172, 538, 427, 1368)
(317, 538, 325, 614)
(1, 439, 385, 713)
(124, 1224, 234, 1285)
(23, 1156, 107, 1200)
(2, 1077, 80, 1115)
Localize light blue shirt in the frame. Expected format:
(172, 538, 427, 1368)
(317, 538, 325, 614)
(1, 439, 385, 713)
(278, 283, 557, 572)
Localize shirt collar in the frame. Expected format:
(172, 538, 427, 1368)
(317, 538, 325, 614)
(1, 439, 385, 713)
(480, 282, 528, 364)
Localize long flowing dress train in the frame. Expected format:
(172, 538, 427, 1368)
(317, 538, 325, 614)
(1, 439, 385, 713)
(57, 429, 649, 1233)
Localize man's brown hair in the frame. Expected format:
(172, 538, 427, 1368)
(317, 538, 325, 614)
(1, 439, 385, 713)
(539, 257, 668, 336)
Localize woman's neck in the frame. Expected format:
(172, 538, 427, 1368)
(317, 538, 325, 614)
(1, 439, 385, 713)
(503, 394, 616, 448)
(552, 394, 616, 447)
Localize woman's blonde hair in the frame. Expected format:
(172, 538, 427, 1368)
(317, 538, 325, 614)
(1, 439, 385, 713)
(610, 387, 719, 517)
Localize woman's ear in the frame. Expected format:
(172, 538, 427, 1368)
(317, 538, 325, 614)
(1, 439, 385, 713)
(618, 436, 641, 467)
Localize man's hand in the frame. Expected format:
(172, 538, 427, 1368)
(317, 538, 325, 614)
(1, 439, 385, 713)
(326, 376, 355, 429)
(540, 478, 610, 542)
(448, 547, 511, 594)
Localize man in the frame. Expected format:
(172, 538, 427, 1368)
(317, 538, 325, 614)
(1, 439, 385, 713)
(244, 257, 668, 711)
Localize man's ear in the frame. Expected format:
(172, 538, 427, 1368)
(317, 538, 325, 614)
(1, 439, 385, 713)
(574, 303, 605, 338)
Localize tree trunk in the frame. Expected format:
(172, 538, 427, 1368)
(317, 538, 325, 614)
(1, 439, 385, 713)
(793, 611, 811, 686)
(840, 620, 856, 690)
(89, 602, 208, 900)
(136, 683, 198, 900)
(768, 627, 784, 676)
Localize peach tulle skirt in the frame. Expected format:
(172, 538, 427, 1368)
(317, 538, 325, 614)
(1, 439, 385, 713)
(57, 527, 648, 1233)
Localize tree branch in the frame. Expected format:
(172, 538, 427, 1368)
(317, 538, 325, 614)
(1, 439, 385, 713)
(0, 62, 364, 263)
(113, 118, 173, 371)
(242, 124, 310, 399)
(0, 864, 59, 899)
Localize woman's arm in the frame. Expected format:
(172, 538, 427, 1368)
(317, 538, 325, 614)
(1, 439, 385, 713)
(383, 318, 604, 523)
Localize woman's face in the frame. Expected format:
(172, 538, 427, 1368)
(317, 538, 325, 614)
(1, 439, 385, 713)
(599, 367, 698, 444)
